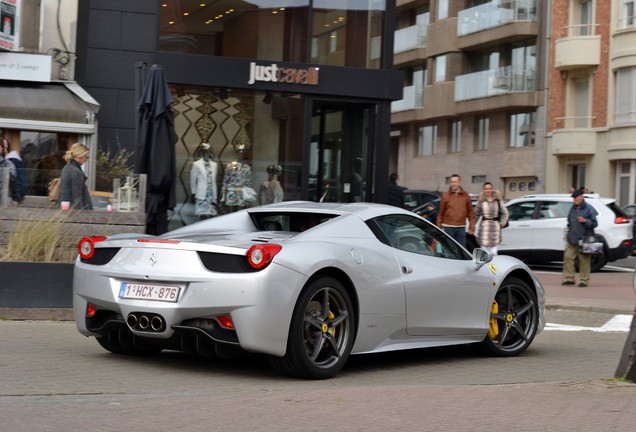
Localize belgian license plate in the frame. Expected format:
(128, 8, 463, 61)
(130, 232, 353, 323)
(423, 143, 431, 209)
(119, 283, 181, 303)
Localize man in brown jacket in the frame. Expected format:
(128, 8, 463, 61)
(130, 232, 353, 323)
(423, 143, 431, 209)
(436, 174, 475, 248)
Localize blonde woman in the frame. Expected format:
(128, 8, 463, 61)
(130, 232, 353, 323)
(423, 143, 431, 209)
(474, 182, 508, 255)
(59, 143, 93, 210)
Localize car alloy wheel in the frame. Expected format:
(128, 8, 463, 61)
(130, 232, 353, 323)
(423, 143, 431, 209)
(478, 277, 539, 356)
(269, 276, 355, 379)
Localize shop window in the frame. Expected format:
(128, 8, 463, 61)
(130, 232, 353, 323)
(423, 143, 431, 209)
(168, 86, 306, 228)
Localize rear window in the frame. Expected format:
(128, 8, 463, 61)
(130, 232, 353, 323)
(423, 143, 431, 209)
(606, 202, 629, 217)
(250, 212, 338, 232)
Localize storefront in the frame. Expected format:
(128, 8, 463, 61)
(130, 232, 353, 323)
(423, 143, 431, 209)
(76, 1, 402, 228)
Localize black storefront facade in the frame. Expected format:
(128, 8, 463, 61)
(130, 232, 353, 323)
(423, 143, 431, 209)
(76, 1, 402, 228)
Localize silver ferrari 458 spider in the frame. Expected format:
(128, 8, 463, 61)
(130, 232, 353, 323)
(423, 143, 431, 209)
(73, 202, 545, 379)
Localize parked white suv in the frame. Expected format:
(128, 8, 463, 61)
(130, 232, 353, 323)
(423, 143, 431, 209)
(499, 194, 635, 272)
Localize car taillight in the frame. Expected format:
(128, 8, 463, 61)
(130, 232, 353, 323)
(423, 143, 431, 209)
(78, 236, 107, 260)
(615, 216, 630, 224)
(246, 244, 282, 270)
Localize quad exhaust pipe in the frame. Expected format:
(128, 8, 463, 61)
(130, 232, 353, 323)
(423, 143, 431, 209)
(127, 312, 166, 332)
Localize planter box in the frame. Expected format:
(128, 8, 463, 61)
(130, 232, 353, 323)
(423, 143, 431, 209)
(0, 262, 74, 308)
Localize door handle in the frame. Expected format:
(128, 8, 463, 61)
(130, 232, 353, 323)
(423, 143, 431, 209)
(402, 265, 412, 274)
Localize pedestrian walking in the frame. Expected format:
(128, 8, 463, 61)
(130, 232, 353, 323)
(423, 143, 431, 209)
(388, 173, 405, 208)
(474, 182, 508, 255)
(562, 188, 597, 287)
(437, 173, 475, 248)
(59, 143, 93, 210)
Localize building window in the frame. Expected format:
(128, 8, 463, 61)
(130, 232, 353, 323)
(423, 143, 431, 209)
(450, 120, 462, 153)
(567, 76, 591, 128)
(476, 117, 489, 150)
(572, 164, 586, 191)
(159, 1, 386, 69)
(509, 182, 517, 191)
(519, 182, 526, 191)
(616, 68, 636, 124)
(418, 124, 437, 156)
(437, 0, 449, 20)
(434, 55, 446, 83)
(577, 0, 594, 36)
(528, 181, 536, 191)
(622, 1, 635, 28)
(510, 112, 536, 147)
(472, 175, 486, 184)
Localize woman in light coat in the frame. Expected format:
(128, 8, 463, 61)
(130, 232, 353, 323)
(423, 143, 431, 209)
(474, 182, 508, 255)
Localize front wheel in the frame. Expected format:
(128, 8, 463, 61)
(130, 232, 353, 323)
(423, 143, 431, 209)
(269, 276, 355, 379)
(477, 277, 539, 356)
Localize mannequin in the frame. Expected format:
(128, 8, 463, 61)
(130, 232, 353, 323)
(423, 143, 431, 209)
(221, 156, 254, 210)
(190, 143, 218, 219)
(259, 164, 284, 204)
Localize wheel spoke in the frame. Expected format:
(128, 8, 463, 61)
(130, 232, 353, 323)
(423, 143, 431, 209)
(309, 330, 326, 361)
(320, 289, 330, 321)
(305, 315, 323, 330)
(498, 322, 511, 344)
(511, 321, 529, 341)
(330, 311, 349, 327)
(513, 300, 534, 318)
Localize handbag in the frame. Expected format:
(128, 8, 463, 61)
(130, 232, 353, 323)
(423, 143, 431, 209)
(48, 177, 61, 203)
(580, 235, 603, 255)
(241, 186, 258, 204)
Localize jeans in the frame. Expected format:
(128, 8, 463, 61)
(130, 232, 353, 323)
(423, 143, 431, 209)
(443, 227, 467, 248)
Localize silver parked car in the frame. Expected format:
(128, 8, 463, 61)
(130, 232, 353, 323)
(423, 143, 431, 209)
(501, 194, 635, 272)
(73, 202, 545, 379)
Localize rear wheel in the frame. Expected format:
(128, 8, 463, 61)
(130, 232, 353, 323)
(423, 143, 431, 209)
(269, 276, 355, 379)
(477, 277, 539, 356)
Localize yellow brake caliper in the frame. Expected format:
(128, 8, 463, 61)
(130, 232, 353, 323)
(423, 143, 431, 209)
(320, 311, 336, 337)
(488, 300, 499, 340)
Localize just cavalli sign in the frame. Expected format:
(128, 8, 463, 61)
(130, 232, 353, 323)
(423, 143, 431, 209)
(248, 62, 319, 86)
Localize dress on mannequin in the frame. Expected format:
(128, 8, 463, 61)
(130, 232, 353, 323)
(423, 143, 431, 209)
(221, 159, 253, 208)
(259, 164, 284, 204)
(190, 145, 218, 219)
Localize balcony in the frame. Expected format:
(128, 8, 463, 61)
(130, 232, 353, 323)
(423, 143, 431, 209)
(455, 66, 535, 101)
(554, 25, 600, 71)
(550, 128, 599, 155)
(391, 85, 423, 113)
(457, 0, 537, 37)
(394, 13, 429, 54)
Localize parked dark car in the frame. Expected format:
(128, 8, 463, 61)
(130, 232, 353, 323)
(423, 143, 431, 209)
(403, 190, 442, 210)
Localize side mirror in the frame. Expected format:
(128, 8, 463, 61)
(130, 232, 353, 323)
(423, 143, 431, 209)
(472, 248, 493, 270)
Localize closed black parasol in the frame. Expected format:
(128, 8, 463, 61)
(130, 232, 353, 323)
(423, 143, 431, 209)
(134, 64, 176, 235)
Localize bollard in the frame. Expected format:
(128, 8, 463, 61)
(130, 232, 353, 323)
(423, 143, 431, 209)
(615, 305, 636, 381)
(615, 270, 636, 381)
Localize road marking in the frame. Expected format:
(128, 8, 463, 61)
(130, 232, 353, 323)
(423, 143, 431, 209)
(545, 314, 633, 332)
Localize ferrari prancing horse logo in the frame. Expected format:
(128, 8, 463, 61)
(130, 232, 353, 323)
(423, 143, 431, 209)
(149, 252, 158, 266)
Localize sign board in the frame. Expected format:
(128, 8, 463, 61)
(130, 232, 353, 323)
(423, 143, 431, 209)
(0, 0, 21, 51)
(0, 52, 52, 82)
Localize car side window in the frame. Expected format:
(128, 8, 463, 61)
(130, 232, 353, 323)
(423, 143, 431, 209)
(368, 215, 468, 260)
(507, 202, 536, 221)
(539, 201, 570, 219)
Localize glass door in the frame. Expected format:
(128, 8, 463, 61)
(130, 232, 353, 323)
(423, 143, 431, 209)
(308, 102, 372, 203)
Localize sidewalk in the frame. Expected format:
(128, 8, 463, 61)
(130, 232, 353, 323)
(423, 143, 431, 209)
(537, 270, 636, 313)
(1, 269, 635, 321)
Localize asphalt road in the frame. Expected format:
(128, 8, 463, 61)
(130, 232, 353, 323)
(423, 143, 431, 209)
(1, 316, 635, 431)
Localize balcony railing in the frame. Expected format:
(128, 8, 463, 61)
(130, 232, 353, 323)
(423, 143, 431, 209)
(394, 13, 429, 54)
(458, 0, 537, 36)
(455, 66, 535, 102)
(391, 85, 423, 113)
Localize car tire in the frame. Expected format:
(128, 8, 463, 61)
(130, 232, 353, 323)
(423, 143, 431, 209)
(476, 276, 539, 357)
(268, 276, 355, 379)
(96, 327, 163, 355)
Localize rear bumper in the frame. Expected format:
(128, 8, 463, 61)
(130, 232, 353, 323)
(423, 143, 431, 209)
(606, 238, 635, 261)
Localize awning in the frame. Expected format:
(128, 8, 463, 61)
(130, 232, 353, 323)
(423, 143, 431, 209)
(0, 81, 100, 124)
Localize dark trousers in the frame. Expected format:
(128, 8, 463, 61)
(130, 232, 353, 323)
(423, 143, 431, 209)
(443, 227, 467, 248)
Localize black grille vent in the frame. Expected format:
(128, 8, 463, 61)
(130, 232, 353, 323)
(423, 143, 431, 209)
(197, 252, 258, 273)
(81, 248, 120, 265)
